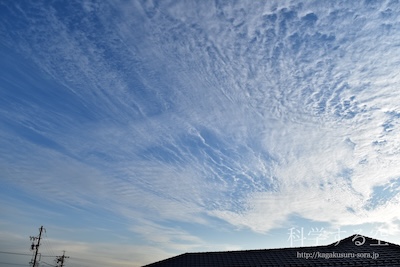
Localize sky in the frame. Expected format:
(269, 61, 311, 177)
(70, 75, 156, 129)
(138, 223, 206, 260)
(1, 0, 400, 266)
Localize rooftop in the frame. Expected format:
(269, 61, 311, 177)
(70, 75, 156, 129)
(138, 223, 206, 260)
(142, 234, 400, 266)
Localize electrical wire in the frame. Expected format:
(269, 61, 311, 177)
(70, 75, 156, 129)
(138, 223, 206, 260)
(0, 250, 56, 257)
(43, 231, 59, 257)
(64, 259, 96, 267)
(42, 261, 57, 267)
(0, 251, 32, 256)
(0, 261, 28, 266)
(41, 236, 58, 260)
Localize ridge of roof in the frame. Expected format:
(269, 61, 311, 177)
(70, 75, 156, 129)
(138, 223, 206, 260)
(170, 234, 400, 256)
(163, 234, 345, 256)
(326, 233, 400, 248)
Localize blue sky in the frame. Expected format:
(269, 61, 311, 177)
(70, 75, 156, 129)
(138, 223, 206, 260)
(1, 0, 400, 266)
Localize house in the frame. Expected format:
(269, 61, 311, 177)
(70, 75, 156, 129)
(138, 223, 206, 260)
(142, 234, 400, 266)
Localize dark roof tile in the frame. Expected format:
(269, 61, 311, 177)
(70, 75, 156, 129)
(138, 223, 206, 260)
(143, 235, 400, 267)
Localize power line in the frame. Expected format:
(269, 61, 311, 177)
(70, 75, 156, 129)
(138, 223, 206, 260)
(0, 261, 28, 266)
(0, 250, 57, 257)
(0, 251, 32, 256)
(41, 235, 58, 259)
(64, 259, 96, 267)
(45, 232, 58, 256)
(42, 261, 57, 267)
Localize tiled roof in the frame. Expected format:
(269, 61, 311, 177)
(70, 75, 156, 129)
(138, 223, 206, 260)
(142, 234, 400, 266)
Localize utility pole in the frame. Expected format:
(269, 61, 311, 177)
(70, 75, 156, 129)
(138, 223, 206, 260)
(56, 251, 69, 267)
(30, 226, 45, 267)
